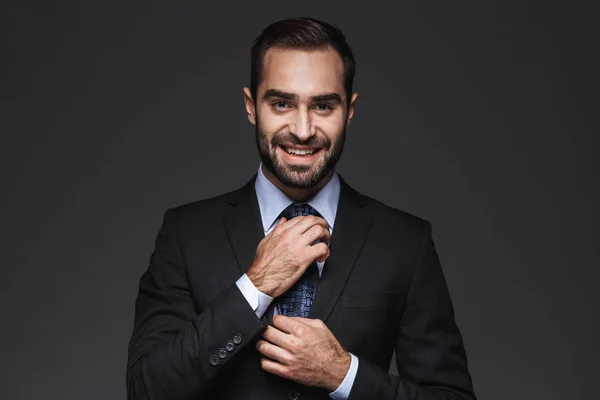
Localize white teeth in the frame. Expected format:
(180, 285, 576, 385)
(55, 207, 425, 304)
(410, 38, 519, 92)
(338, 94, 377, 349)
(285, 147, 315, 156)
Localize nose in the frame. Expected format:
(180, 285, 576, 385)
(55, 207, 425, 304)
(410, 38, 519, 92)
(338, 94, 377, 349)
(289, 108, 315, 142)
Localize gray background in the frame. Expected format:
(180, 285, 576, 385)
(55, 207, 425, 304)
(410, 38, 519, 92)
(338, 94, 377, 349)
(1, 1, 597, 399)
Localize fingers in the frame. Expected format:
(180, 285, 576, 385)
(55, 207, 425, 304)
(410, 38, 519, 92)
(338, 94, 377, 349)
(256, 339, 293, 364)
(290, 216, 330, 245)
(298, 224, 331, 247)
(262, 325, 291, 348)
(271, 215, 331, 253)
(287, 317, 326, 330)
(272, 215, 302, 232)
(312, 242, 330, 263)
(260, 357, 290, 379)
(271, 214, 330, 246)
(276, 216, 287, 226)
(280, 215, 329, 236)
(273, 315, 309, 335)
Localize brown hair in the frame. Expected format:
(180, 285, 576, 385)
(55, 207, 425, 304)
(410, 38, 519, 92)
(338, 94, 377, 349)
(250, 17, 356, 105)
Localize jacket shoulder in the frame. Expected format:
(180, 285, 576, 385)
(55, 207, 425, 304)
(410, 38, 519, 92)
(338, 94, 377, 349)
(163, 177, 255, 228)
(172, 189, 237, 216)
(340, 175, 428, 232)
(367, 195, 430, 234)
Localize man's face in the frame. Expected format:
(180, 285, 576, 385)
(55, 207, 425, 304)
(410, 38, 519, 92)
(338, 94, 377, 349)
(246, 47, 356, 189)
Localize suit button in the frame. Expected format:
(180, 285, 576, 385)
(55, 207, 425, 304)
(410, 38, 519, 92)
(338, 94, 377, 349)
(233, 334, 243, 345)
(209, 355, 220, 366)
(218, 348, 228, 359)
(226, 341, 235, 352)
(288, 389, 300, 399)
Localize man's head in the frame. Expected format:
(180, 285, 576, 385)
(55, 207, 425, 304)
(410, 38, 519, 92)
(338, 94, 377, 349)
(243, 17, 358, 191)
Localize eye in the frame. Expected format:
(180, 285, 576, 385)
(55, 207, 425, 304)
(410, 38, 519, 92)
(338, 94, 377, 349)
(314, 103, 333, 113)
(272, 101, 291, 111)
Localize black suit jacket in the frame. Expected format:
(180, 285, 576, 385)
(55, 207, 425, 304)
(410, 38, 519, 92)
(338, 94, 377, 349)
(126, 174, 477, 400)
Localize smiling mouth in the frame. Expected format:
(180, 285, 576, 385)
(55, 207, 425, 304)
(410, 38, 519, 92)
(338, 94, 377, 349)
(280, 145, 321, 157)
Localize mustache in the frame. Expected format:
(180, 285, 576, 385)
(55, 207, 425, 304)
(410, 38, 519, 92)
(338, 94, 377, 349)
(271, 134, 330, 149)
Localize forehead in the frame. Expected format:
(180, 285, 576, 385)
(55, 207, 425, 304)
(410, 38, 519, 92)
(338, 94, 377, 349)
(260, 46, 345, 99)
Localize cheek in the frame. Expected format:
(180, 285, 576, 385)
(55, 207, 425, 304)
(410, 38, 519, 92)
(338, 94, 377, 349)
(257, 112, 290, 135)
(317, 117, 346, 141)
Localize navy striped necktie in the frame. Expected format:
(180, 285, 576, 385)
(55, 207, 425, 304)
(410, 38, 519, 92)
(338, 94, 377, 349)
(274, 203, 322, 318)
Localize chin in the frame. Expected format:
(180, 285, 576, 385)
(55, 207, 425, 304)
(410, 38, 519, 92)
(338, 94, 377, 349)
(275, 165, 330, 189)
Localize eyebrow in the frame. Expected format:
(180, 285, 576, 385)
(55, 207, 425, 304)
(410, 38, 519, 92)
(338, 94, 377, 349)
(263, 89, 342, 104)
(312, 93, 343, 104)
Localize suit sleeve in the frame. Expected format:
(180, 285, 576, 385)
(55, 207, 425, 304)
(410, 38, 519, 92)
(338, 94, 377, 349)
(349, 220, 477, 400)
(126, 208, 267, 400)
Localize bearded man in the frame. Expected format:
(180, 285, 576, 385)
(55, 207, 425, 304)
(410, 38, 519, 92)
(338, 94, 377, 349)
(126, 17, 477, 400)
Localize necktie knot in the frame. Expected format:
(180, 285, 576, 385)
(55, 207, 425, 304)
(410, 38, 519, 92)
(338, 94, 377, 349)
(279, 203, 321, 220)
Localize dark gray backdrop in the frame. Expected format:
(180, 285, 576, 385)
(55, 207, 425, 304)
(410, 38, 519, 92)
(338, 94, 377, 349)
(1, 2, 597, 399)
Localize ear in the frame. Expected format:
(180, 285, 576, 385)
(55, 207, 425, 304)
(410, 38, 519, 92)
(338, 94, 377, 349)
(346, 92, 358, 125)
(243, 87, 256, 125)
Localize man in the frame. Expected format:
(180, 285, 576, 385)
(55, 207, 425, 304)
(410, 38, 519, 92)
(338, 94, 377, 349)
(126, 17, 477, 400)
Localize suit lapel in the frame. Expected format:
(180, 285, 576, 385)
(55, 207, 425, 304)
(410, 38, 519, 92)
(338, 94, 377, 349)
(223, 172, 372, 323)
(224, 174, 265, 275)
(309, 175, 372, 322)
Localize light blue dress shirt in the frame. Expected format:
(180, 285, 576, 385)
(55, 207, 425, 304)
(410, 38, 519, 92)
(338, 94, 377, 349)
(235, 162, 359, 399)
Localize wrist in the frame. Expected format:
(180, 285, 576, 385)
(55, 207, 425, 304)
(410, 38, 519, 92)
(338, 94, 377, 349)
(247, 267, 275, 297)
(326, 351, 351, 392)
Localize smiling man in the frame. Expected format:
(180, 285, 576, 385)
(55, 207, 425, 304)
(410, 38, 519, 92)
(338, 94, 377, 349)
(127, 17, 477, 400)
(249, 46, 352, 195)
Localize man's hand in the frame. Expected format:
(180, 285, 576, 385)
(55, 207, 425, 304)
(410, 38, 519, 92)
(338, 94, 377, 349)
(256, 315, 351, 392)
(247, 215, 330, 297)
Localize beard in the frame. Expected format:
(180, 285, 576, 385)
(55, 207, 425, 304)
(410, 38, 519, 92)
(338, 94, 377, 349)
(255, 122, 346, 189)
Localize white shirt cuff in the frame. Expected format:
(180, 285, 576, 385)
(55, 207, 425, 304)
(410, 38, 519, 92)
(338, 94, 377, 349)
(329, 353, 359, 399)
(235, 273, 274, 318)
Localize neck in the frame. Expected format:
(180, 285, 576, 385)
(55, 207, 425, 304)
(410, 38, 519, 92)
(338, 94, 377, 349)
(261, 164, 333, 203)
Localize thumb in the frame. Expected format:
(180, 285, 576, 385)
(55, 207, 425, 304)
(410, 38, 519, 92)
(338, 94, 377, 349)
(272, 216, 287, 232)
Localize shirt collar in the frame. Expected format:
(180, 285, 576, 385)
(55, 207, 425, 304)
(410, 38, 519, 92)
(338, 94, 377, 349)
(254, 162, 340, 233)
